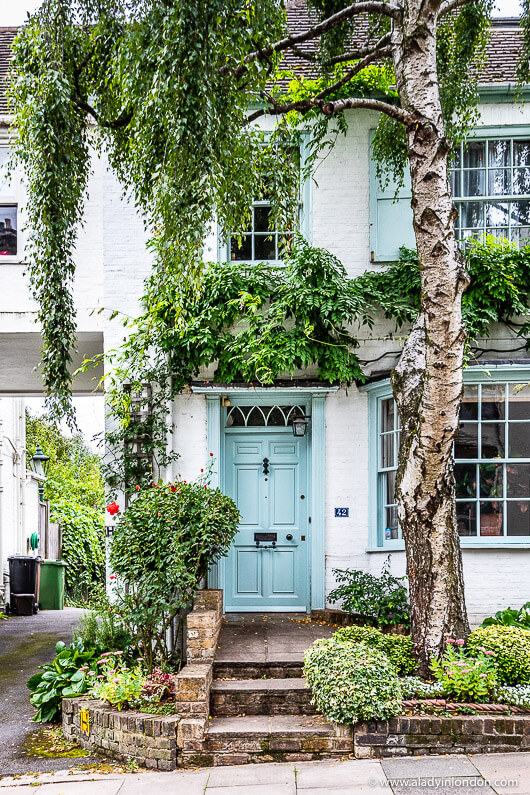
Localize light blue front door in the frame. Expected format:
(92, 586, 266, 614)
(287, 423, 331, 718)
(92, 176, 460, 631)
(224, 429, 309, 611)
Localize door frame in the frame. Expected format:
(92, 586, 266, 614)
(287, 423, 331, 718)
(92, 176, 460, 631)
(192, 386, 336, 612)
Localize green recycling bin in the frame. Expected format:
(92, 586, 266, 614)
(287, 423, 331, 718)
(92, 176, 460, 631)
(39, 560, 67, 610)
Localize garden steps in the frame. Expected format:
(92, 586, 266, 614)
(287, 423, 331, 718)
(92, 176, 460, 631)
(213, 660, 304, 680)
(211, 676, 317, 716)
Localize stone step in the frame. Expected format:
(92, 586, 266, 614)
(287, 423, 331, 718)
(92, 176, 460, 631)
(211, 677, 317, 716)
(180, 715, 353, 767)
(213, 660, 304, 680)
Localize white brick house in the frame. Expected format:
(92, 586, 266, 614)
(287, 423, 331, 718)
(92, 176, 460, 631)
(0, 17, 529, 624)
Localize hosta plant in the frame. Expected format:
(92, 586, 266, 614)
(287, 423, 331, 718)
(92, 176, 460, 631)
(430, 638, 497, 702)
(27, 639, 97, 723)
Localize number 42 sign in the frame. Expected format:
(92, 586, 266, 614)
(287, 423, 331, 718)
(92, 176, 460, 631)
(334, 507, 349, 517)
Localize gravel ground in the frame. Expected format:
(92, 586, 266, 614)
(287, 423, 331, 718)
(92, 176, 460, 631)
(0, 607, 102, 775)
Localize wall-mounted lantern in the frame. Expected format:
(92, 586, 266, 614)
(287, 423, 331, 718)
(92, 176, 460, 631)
(29, 444, 50, 502)
(291, 415, 310, 437)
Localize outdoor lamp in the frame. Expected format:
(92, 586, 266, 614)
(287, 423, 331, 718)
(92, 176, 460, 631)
(30, 444, 50, 501)
(292, 415, 309, 437)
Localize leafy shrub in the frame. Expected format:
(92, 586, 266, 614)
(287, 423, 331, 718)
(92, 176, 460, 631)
(467, 626, 530, 685)
(109, 476, 239, 670)
(303, 636, 402, 723)
(482, 602, 530, 630)
(89, 653, 145, 710)
(27, 640, 97, 723)
(333, 625, 416, 675)
(328, 557, 410, 628)
(430, 639, 497, 702)
(400, 677, 444, 699)
(74, 609, 134, 662)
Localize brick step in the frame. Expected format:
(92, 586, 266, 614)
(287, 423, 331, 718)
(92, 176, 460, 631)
(211, 677, 317, 717)
(180, 715, 353, 767)
(213, 660, 304, 680)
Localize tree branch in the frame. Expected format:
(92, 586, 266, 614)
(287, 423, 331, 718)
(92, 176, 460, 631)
(328, 32, 392, 64)
(438, 0, 473, 17)
(221, 1, 401, 78)
(74, 97, 133, 130)
(313, 45, 392, 102)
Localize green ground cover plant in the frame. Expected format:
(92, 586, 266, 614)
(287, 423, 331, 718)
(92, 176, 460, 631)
(332, 625, 416, 675)
(467, 626, 530, 686)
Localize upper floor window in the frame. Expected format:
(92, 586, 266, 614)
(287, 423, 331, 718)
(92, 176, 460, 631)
(450, 138, 530, 245)
(229, 201, 292, 263)
(0, 205, 17, 255)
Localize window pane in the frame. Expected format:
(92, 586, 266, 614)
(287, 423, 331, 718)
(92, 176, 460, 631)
(486, 202, 509, 227)
(254, 234, 276, 261)
(456, 501, 477, 536)
(488, 140, 510, 168)
(507, 501, 530, 536)
(508, 384, 530, 419)
(463, 169, 485, 197)
(453, 146, 462, 169)
(461, 385, 478, 420)
(513, 168, 530, 195)
(460, 202, 484, 229)
(381, 432, 394, 468)
(482, 384, 505, 420)
(230, 234, 252, 261)
(511, 200, 530, 226)
(0, 206, 16, 256)
(511, 226, 530, 246)
(480, 502, 503, 536)
(450, 170, 460, 198)
(481, 423, 505, 458)
(488, 169, 510, 195)
(384, 504, 399, 540)
(514, 139, 530, 166)
(455, 423, 478, 459)
(455, 463, 477, 498)
(464, 141, 485, 168)
(254, 205, 272, 232)
(507, 463, 530, 497)
(381, 399, 395, 433)
(385, 469, 396, 505)
(479, 463, 503, 498)
(508, 422, 530, 458)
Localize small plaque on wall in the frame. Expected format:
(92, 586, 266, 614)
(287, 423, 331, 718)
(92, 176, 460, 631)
(334, 507, 349, 517)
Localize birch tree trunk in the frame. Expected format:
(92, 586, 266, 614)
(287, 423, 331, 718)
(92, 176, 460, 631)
(390, 0, 470, 673)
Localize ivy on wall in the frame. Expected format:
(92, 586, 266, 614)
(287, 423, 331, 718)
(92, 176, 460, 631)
(100, 236, 530, 493)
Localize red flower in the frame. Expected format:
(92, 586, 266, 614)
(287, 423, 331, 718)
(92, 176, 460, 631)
(200, 468, 204, 472)
(106, 501, 119, 516)
(209, 452, 214, 457)
(109, 575, 116, 580)
(169, 485, 177, 492)
(204, 485, 207, 489)
(135, 485, 140, 491)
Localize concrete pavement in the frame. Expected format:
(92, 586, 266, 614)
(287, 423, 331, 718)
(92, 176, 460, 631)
(0, 754, 529, 794)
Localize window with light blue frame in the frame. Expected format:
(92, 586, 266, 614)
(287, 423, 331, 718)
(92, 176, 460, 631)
(219, 134, 311, 262)
(366, 368, 530, 548)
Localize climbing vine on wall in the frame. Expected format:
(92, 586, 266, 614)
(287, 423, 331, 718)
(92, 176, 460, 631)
(101, 236, 530, 494)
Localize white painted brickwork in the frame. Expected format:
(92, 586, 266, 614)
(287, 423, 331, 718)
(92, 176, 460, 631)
(1, 103, 530, 620)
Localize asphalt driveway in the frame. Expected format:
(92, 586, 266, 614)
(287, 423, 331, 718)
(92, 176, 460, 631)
(0, 607, 101, 775)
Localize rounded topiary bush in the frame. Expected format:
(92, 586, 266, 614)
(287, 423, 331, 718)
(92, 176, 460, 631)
(333, 625, 417, 676)
(303, 637, 402, 724)
(467, 626, 530, 685)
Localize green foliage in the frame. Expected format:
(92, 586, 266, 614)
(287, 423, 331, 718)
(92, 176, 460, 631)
(109, 475, 239, 669)
(467, 626, 530, 685)
(482, 603, 530, 630)
(328, 558, 410, 629)
(27, 639, 97, 723)
(332, 626, 416, 676)
(104, 240, 369, 492)
(89, 656, 145, 711)
(74, 610, 134, 662)
(400, 676, 445, 699)
(430, 639, 497, 702)
(303, 636, 402, 723)
(26, 411, 105, 597)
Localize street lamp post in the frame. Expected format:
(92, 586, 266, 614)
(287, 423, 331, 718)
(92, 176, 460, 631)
(29, 444, 51, 502)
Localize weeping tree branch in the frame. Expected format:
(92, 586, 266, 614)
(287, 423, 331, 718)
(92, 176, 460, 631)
(222, 1, 401, 79)
(438, 0, 474, 16)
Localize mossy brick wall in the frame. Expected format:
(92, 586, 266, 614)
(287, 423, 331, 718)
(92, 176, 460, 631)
(354, 715, 530, 758)
(62, 698, 179, 771)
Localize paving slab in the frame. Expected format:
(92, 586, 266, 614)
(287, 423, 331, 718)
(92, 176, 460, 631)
(389, 783, 495, 795)
(206, 786, 295, 795)
(299, 788, 390, 795)
(119, 770, 210, 794)
(295, 759, 386, 788)
(208, 715, 334, 736)
(0, 781, 123, 795)
(381, 755, 480, 779)
(469, 753, 530, 794)
(207, 762, 295, 787)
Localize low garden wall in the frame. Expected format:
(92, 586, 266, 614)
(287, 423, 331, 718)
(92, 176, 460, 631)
(62, 588, 223, 770)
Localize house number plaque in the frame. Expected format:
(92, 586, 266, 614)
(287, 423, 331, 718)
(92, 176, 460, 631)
(334, 508, 349, 517)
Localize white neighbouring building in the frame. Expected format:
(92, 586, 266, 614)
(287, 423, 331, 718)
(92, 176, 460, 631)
(0, 14, 529, 624)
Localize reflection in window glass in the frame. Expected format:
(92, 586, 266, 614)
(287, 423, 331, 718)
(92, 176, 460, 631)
(0, 206, 16, 256)
(454, 423, 479, 459)
(509, 384, 530, 419)
(460, 385, 478, 420)
(480, 502, 503, 536)
(507, 501, 530, 536)
(456, 501, 476, 536)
